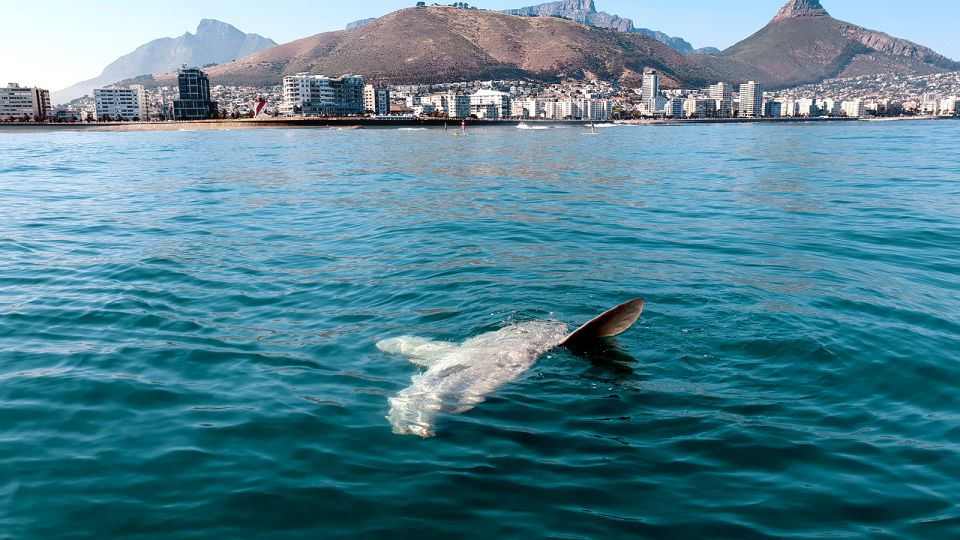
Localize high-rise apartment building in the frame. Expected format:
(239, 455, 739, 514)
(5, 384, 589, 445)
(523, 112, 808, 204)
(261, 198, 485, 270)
(281, 73, 365, 116)
(363, 85, 391, 115)
(796, 98, 818, 117)
(683, 97, 717, 118)
(666, 97, 685, 118)
(173, 68, 218, 120)
(423, 92, 471, 118)
(709, 82, 733, 117)
(642, 71, 660, 113)
(739, 81, 763, 118)
(94, 86, 147, 120)
(469, 89, 510, 119)
(0, 83, 51, 120)
(841, 99, 864, 118)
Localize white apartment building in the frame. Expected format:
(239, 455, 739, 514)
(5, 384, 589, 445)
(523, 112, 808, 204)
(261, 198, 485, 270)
(281, 73, 365, 116)
(683, 97, 716, 118)
(642, 71, 660, 113)
(841, 99, 865, 118)
(666, 97, 684, 118)
(510, 99, 530, 118)
(470, 89, 510, 119)
(796, 98, 818, 117)
(777, 99, 798, 117)
(543, 100, 565, 119)
(94, 86, 147, 120)
(513, 97, 545, 118)
(363, 85, 390, 115)
(940, 97, 959, 116)
(425, 92, 471, 118)
(709, 82, 733, 117)
(580, 98, 612, 120)
(542, 99, 578, 120)
(739, 81, 762, 118)
(0, 83, 51, 119)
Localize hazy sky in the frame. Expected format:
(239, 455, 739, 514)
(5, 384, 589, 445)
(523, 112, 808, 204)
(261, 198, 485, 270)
(3, 0, 958, 91)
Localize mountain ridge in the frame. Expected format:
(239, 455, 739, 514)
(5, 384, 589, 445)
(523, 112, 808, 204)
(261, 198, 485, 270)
(723, 0, 960, 88)
(52, 19, 276, 104)
(135, 1, 958, 95)
(200, 7, 754, 89)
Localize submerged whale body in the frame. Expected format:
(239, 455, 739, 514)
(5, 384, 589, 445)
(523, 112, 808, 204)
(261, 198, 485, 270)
(377, 298, 645, 437)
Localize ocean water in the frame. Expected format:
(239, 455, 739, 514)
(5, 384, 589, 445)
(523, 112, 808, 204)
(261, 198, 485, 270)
(1, 121, 958, 539)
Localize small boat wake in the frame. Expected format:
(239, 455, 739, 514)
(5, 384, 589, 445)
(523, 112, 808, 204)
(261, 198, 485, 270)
(517, 122, 549, 130)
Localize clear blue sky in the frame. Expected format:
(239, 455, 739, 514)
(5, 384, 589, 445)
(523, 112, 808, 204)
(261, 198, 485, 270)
(3, 0, 958, 91)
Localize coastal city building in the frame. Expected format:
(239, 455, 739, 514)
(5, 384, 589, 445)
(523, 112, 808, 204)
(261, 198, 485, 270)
(94, 86, 147, 121)
(709, 82, 734, 117)
(666, 97, 685, 118)
(683, 97, 717, 118)
(796, 98, 818, 117)
(281, 73, 365, 116)
(841, 99, 864, 118)
(777, 98, 798, 117)
(470, 88, 510, 119)
(173, 68, 218, 120)
(764, 100, 782, 118)
(512, 97, 543, 118)
(940, 97, 959, 116)
(739, 81, 763, 118)
(0, 83, 51, 120)
(642, 71, 660, 114)
(821, 98, 842, 116)
(363, 85, 391, 115)
(424, 91, 471, 118)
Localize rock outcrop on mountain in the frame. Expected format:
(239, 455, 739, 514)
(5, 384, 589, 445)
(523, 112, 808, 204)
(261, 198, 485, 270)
(52, 20, 276, 104)
(202, 7, 749, 88)
(502, 0, 709, 55)
(345, 18, 375, 30)
(723, 0, 960, 88)
(771, 0, 830, 23)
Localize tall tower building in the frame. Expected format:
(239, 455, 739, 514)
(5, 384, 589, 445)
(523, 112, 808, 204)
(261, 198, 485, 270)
(739, 81, 763, 118)
(363, 85, 391, 115)
(709, 82, 733, 118)
(642, 71, 660, 113)
(173, 67, 218, 120)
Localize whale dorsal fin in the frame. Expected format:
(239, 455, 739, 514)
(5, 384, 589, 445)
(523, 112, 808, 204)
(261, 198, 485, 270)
(561, 298, 645, 346)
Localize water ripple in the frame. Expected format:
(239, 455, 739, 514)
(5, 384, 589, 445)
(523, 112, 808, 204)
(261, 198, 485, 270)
(1, 123, 959, 538)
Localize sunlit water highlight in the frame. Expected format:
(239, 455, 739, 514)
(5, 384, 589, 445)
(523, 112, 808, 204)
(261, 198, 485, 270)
(1, 122, 959, 538)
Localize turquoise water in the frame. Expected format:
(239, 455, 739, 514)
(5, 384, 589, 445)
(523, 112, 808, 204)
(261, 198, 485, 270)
(1, 122, 958, 538)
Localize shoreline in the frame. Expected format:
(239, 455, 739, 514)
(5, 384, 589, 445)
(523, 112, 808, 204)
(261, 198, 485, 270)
(0, 115, 953, 132)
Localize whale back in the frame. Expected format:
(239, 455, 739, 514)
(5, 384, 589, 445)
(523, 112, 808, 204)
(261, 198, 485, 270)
(561, 298, 645, 346)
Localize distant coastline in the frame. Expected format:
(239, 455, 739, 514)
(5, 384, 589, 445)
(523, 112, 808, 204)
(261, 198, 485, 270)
(2, 115, 950, 133)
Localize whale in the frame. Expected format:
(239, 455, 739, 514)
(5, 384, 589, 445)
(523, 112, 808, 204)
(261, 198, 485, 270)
(377, 298, 645, 437)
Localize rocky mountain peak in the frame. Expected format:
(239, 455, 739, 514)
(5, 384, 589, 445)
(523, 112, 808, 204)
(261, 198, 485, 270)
(196, 19, 239, 36)
(772, 0, 830, 24)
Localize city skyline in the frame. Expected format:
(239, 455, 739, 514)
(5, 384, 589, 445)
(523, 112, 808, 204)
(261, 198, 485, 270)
(2, 0, 959, 91)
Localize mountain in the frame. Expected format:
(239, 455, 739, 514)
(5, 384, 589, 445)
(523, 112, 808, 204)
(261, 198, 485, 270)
(53, 19, 276, 104)
(502, 0, 712, 55)
(723, 0, 960, 88)
(203, 7, 751, 88)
